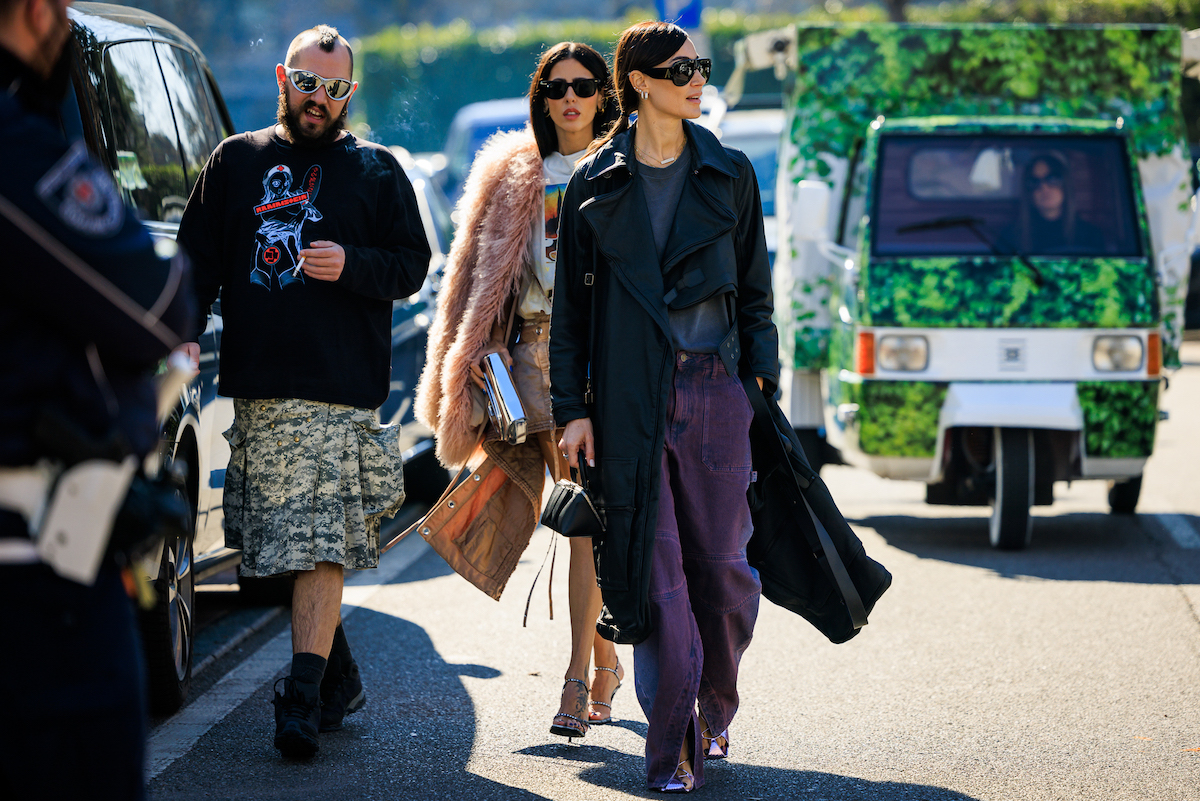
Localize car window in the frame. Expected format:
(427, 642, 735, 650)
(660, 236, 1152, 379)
(155, 43, 224, 189)
(723, 132, 778, 217)
(872, 134, 1142, 258)
(102, 41, 188, 223)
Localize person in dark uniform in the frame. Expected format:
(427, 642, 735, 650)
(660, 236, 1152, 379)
(0, 1, 195, 799)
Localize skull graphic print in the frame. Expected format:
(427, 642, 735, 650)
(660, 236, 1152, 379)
(252, 163, 322, 289)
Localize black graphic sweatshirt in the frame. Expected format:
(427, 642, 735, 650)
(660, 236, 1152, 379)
(178, 128, 432, 409)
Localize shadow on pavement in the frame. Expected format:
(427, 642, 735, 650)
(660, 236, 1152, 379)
(149, 606, 546, 800)
(387, 537, 457, 584)
(577, 760, 983, 800)
(580, 760, 983, 800)
(856, 511, 1200, 584)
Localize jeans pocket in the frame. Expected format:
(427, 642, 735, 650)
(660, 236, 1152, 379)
(702, 374, 753, 473)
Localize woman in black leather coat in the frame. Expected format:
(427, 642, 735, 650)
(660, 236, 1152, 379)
(550, 20, 778, 794)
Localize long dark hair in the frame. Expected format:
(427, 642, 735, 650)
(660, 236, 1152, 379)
(527, 42, 618, 158)
(1019, 152, 1075, 251)
(586, 21, 688, 157)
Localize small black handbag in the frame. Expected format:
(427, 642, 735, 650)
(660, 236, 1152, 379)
(540, 460, 605, 538)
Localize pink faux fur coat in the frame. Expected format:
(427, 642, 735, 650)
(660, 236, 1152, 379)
(415, 129, 544, 468)
(411, 130, 551, 600)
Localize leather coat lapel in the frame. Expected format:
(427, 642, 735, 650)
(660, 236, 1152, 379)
(659, 173, 737, 272)
(577, 121, 742, 334)
(581, 143, 671, 335)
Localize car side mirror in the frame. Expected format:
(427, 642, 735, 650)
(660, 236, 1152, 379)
(792, 180, 832, 242)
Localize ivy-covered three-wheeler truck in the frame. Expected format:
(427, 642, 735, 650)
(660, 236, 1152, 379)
(742, 24, 1196, 548)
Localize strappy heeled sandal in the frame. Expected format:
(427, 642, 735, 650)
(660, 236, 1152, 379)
(549, 677, 589, 741)
(661, 757, 695, 793)
(698, 709, 729, 760)
(700, 726, 729, 760)
(588, 662, 623, 724)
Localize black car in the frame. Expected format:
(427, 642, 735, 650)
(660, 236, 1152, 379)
(60, 3, 447, 715)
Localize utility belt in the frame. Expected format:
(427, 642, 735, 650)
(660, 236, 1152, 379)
(517, 314, 551, 343)
(0, 505, 38, 564)
(0, 457, 137, 582)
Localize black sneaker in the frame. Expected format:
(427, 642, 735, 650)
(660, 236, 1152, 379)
(319, 660, 366, 732)
(273, 677, 320, 758)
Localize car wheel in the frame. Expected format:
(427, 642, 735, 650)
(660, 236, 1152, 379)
(141, 480, 196, 715)
(989, 427, 1034, 550)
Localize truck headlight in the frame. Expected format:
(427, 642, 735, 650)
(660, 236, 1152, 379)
(1092, 335, 1143, 372)
(877, 335, 929, 371)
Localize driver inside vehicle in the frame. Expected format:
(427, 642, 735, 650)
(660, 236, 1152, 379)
(1011, 153, 1105, 254)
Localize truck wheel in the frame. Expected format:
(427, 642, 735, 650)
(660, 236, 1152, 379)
(989, 427, 1033, 550)
(141, 483, 196, 715)
(1107, 475, 1143, 515)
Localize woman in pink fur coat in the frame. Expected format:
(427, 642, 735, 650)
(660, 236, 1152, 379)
(414, 42, 623, 740)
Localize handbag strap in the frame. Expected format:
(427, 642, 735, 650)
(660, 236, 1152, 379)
(743, 378, 868, 629)
(502, 295, 518, 350)
(380, 438, 481, 554)
(798, 484, 868, 628)
(570, 458, 593, 490)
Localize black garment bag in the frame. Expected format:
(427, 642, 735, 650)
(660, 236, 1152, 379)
(744, 378, 892, 644)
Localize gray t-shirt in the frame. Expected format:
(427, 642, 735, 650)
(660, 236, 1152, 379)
(638, 147, 729, 353)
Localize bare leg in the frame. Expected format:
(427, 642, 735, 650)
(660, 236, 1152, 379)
(589, 625, 623, 722)
(291, 561, 343, 657)
(537, 430, 603, 733)
(565, 535, 602, 684)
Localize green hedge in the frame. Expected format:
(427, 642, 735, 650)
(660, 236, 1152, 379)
(355, 10, 828, 151)
(355, 3, 1200, 153)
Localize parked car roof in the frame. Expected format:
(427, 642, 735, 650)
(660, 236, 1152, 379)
(71, 2, 204, 50)
(438, 97, 529, 203)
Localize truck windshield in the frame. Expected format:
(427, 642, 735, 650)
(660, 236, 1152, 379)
(871, 134, 1142, 258)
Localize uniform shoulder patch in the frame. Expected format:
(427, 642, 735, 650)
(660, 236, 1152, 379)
(35, 140, 124, 238)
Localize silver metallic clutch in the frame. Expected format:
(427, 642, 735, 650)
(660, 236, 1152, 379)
(482, 351, 527, 445)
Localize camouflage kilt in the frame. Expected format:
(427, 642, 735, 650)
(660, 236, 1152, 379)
(223, 398, 405, 577)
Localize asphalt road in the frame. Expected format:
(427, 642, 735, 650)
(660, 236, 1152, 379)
(148, 343, 1200, 800)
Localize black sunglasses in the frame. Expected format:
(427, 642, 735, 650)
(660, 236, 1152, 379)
(641, 58, 711, 87)
(283, 66, 354, 100)
(1025, 173, 1064, 192)
(538, 78, 600, 99)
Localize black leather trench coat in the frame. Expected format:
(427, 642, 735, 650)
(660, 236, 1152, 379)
(550, 121, 779, 644)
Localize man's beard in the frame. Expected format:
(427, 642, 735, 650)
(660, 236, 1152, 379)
(277, 93, 346, 147)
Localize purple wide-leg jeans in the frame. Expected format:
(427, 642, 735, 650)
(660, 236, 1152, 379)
(634, 351, 761, 791)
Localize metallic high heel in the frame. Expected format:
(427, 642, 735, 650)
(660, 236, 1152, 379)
(700, 726, 729, 760)
(698, 708, 729, 759)
(588, 662, 623, 724)
(661, 758, 695, 793)
(549, 677, 589, 741)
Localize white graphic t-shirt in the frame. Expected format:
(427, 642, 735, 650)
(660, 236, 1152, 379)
(517, 148, 587, 318)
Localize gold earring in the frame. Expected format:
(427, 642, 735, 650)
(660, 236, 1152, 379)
(598, 94, 606, 113)
(544, 101, 551, 117)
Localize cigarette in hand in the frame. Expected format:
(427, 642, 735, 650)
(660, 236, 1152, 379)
(292, 255, 306, 278)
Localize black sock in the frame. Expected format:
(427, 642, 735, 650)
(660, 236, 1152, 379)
(291, 652, 327, 690)
(330, 622, 354, 665)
